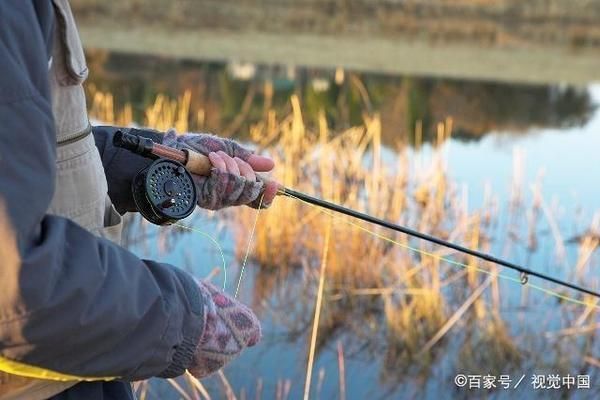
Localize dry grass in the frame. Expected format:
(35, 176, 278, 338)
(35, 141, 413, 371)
(88, 86, 600, 398)
(72, 0, 600, 49)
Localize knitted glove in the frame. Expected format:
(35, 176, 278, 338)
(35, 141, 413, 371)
(162, 130, 275, 210)
(189, 281, 261, 378)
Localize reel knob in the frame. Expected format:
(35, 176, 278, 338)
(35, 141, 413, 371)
(132, 159, 198, 225)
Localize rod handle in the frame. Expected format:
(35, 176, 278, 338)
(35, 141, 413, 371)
(115, 129, 282, 190)
(183, 149, 213, 176)
(186, 150, 283, 196)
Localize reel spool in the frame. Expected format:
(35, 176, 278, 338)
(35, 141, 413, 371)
(132, 159, 198, 225)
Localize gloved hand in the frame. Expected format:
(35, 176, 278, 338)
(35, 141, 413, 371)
(162, 130, 279, 210)
(189, 281, 261, 378)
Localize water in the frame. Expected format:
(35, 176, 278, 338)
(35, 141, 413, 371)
(90, 52, 600, 399)
(446, 87, 600, 214)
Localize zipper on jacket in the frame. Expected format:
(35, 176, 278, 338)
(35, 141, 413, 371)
(57, 123, 92, 146)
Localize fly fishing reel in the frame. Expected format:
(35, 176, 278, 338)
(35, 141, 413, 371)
(132, 159, 197, 225)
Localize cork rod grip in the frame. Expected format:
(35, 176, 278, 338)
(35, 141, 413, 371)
(160, 144, 281, 194)
(184, 149, 213, 176)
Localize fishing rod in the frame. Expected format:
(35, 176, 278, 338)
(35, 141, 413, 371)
(113, 130, 600, 300)
(280, 188, 600, 299)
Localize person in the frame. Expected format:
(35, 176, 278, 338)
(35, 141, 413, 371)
(0, 1, 278, 399)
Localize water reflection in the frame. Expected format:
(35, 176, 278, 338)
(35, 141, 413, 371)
(85, 50, 595, 145)
(96, 50, 600, 399)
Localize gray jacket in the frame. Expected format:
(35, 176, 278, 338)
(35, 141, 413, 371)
(0, 0, 203, 389)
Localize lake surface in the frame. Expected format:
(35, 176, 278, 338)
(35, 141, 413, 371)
(88, 52, 600, 399)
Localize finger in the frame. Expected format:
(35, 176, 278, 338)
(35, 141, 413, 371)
(261, 180, 280, 207)
(247, 331, 260, 346)
(218, 150, 240, 176)
(200, 280, 221, 294)
(232, 179, 263, 206)
(234, 157, 256, 181)
(247, 154, 275, 172)
(208, 152, 226, 172)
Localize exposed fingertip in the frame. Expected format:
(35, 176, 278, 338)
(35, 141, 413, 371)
(208, 152, 227, 172)
(259, 181, 279, 208)
(247, 331, 261, 347)
(248, 154, 275, 172)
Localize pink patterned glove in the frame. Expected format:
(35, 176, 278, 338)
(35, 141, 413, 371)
(189, 281, 261, 378)
(162, 130, 277, 210)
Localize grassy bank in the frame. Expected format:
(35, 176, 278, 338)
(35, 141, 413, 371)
(72, 0, 600, 84)
(73, 0, 600, 49)
(79, 25, 600, 85)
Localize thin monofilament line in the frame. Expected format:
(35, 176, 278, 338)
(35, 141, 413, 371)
(235, 194, 265, 298)
(172, 222, 228, 290)
(281, 190, 600, 310)
(282, 188, 600, 299)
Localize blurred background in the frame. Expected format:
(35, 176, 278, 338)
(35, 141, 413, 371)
(72, 1, 599, 399)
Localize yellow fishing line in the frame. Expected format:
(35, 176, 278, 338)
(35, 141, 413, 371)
(235, 194, 265, 298)
(282, 191, 600, 310)
(172, 222, 228, 291)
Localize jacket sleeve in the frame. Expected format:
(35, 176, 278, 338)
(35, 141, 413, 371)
(92, 126, 164, 214)
(0, 2, 203, 381)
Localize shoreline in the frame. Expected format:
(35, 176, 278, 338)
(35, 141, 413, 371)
(79, 25, 600, 85)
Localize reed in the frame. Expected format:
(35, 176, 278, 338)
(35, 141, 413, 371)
(88, 86, 599, 399)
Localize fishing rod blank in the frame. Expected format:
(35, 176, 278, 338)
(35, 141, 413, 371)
(280, 187, 600, 300)
(113, 130, 600, 300)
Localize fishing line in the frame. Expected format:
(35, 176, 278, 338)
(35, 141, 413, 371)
(111, 131, 599, 305)
(172, 222, 228, 291)
(282, 188, 600, 299)
(281, 190, 600, 310)
(235, 194, 265, 298)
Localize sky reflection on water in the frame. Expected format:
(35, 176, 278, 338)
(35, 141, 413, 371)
(112, 57, 600, 399)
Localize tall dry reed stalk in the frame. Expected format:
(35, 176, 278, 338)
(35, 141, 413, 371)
(88, 86, 599, 399)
